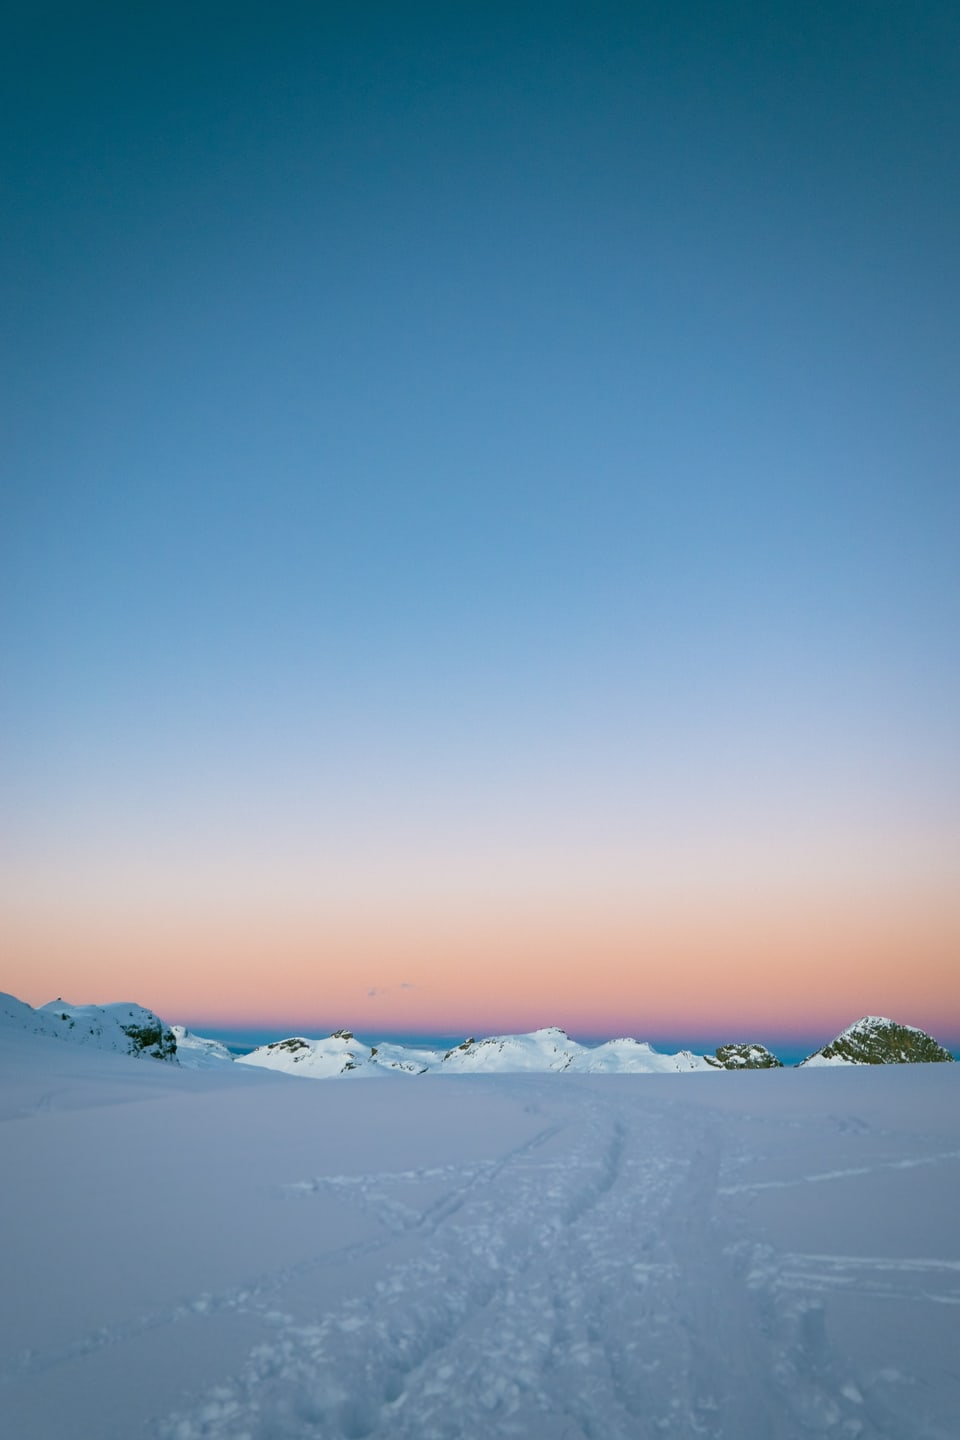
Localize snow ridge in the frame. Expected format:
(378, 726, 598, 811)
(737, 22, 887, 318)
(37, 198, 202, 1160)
(236, 1026, 717, 1078)
(0, 991, 177, 1061)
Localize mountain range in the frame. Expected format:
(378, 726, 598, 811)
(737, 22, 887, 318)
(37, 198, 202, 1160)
(1, 991, 953, 1075)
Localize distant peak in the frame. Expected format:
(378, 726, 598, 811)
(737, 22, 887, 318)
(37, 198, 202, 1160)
(705, 1043, 783, 1070)
(802, 1016, 953, 1067)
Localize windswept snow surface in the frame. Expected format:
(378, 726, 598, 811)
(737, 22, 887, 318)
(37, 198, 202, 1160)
(2, 1031, 959, 1439)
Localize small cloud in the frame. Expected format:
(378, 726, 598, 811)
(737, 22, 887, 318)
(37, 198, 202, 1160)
(366, 987, 382, 998)
(399, 982, 416, 991)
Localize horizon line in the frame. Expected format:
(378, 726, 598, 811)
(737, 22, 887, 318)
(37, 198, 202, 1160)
(177, 1018, 960, 1057)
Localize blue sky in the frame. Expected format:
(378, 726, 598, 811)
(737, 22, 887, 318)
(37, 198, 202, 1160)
(2, 3, 958, 1044)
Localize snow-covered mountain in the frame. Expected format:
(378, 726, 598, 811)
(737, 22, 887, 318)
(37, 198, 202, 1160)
(0, 991, 177, 1060)
(236, 1030, 386, 1078)
(0, 998, 724, 1076)
(230, 1017, 958, 1079)
(235, 1026, 717, 1078)
(439, 1030, 713, 1074)
(441, 1027, 583, 1072)
(4, 991, 955, 1077)
(801, 1015, 955, 1066)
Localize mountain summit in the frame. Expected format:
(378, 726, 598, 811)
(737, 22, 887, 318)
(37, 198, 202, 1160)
(800, 1016, 954, 1067)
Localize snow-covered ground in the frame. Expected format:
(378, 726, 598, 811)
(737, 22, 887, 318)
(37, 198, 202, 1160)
(2, 1025, 958, 1440)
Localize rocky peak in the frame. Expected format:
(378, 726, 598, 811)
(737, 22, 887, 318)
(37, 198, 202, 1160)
(802, 1016, 954, 1066)
(704, 1043, 783, 1070)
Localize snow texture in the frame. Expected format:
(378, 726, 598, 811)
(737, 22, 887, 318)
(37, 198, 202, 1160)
(2, 1009, 959, 1440)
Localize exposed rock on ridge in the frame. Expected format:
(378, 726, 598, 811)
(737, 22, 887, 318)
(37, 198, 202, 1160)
(705, 1043, 783, 1069)
(801, 1015, 954, 1067)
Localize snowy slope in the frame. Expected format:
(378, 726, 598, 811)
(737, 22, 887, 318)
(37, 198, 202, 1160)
(1, 990, 177, 1060)
(2, 1033, 959, 1440)
(0, 989, 60, 1039)
(371, 1040, 447, 1074)
(170, 1026, 234, 1068)
(236, 1030, 386, 1077)
(802, 1015, 955, 1066)
(440, 1026, 583, 1071)
(566, 1036, 712, 1073)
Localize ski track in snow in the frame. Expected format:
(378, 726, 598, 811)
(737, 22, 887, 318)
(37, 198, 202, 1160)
(736, 1248, 960, 1304)
(719, 1148, 960, 1195)
(146, 1090, 959, 1440)
(4, 1063, 959, 1440)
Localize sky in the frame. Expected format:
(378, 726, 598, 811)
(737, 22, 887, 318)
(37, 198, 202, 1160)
(2, 2, 958, 1052)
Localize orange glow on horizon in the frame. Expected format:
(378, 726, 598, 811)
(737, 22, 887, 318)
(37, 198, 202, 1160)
(4, 866, 958, 1045)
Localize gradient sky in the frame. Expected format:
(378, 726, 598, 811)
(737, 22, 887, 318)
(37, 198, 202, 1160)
(2, 2, 958, 1050)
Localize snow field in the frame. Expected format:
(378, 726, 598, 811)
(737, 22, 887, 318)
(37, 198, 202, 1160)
(1, 1035, 958, 1439)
